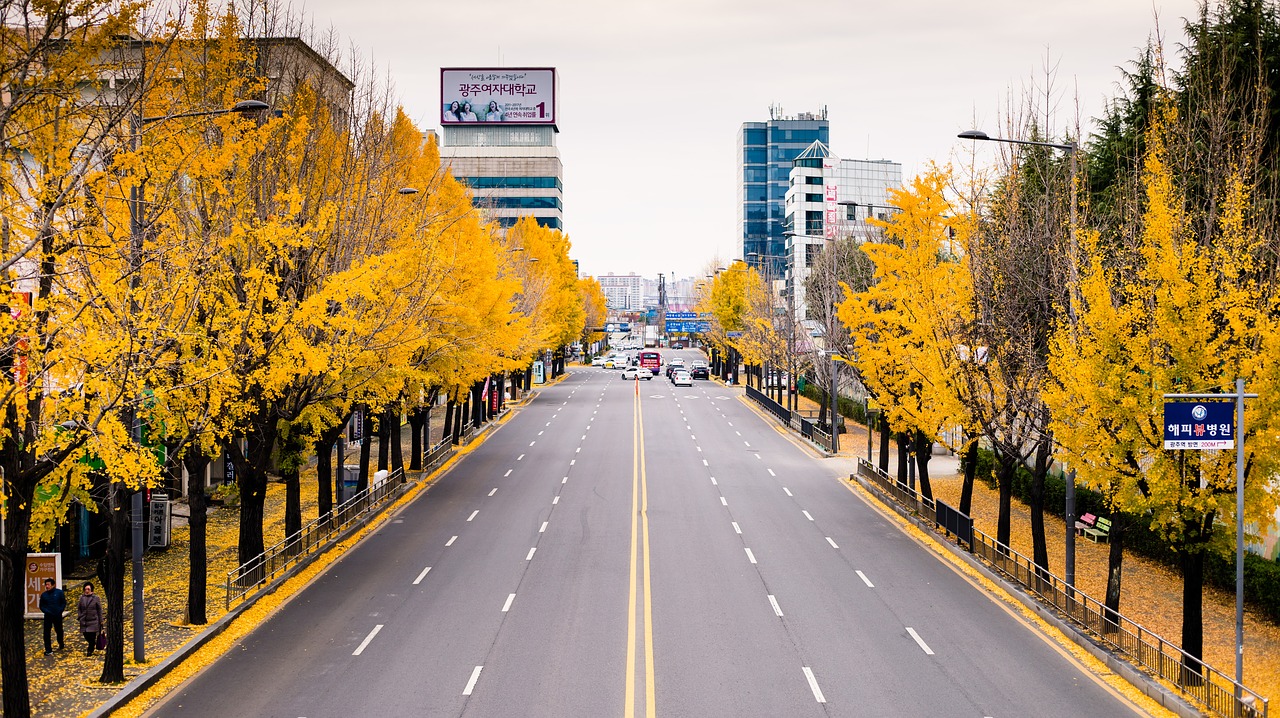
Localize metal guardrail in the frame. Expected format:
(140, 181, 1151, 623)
(854, 458, 1268, 718)
(745, 385, 791, 424)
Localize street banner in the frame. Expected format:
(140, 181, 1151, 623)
(1163, 401, 1234, 450)
(24, 553, 60, 618)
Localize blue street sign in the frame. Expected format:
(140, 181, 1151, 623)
(666, 311, 697, 320)
(665, 320, 711, 333)
(1163, 401, 1234, 450)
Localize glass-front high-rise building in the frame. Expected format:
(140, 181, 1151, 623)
(737, 107, 829, 274)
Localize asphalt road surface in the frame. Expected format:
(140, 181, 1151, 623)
(152, 351, 1148, 717)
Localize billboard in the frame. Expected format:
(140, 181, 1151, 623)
(441, 68, 556, 126)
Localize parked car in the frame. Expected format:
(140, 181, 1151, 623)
(671, 369, 693, 387)
(690, 361, 709, 379)
(622, 366, 653, 380)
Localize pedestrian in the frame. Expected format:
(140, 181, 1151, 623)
(38, 578, 66, 655)
(77, 582, 102, 656)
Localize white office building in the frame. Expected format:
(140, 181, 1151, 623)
(783, 140, 902, 330)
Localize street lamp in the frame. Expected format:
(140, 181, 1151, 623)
(124, 98, 273, 665)
(959, 127, 1079, 590)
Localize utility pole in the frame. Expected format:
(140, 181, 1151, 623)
(657, 273, 667, 347)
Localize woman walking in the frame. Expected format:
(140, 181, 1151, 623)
(77, 582, 102, 656)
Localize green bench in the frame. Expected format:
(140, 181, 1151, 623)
(1083, 516, 1112, 544)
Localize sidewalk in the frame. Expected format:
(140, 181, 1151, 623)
(777, 397, 1280, 706)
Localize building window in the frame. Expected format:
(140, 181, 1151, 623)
(744, 148, 766, 164)
(459, 176, 563, 190)
(482, 196, 562, 210)
(805, 176, 822, 185)
(805, 193, 822, 203)
(805, 211, 822, 236)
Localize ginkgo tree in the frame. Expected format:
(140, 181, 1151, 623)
(1046, 101, 1280, 668)
(838, 166, 973, 501)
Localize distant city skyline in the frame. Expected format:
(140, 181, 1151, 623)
(297, 0, 1199, 279)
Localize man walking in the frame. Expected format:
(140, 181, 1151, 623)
(38, 578, 66, 655)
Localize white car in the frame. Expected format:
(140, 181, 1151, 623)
(591, 356, 606, 367)
(622, 366, 652, 380)
(671, 369, 693, 387)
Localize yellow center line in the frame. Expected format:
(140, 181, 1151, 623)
(625, 379, 656, 717)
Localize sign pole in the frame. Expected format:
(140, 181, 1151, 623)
(1235, 377, 1245, 691)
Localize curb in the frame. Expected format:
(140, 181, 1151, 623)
(88, 403, 521, 717)
(848, 473, 1201, 718)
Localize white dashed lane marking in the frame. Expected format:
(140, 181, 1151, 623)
(826, 537, 840, 549)
(907, 627, 935, 655)
(412, 566, 431, 585)
(856, 570, 875, 588)
(446, 536, 457, 547)
(352, 624, 383, 656)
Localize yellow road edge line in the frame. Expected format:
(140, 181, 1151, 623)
(624, 385, 639, 718)
(639, 388, 656, 718)
(837, 477, 1174, 718)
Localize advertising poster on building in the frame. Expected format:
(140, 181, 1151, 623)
(25, 553, 60, 618)
(441, 68, 556, 126)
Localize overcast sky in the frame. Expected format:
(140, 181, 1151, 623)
(297, 0, 1201, 280)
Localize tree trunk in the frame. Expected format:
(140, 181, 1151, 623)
(408, 408, 425, 471)
(452, 398, 464, 444)
(0, 478, 36, 717)
(1103, 517, 1125, 636)
(994, 447, 1016, 549)
(471, 381, 484, 428)
(959, 436, 978, 515)
(314, 421, 345, 524)
(100, 484, 128, 683)
(184, 451, 211, 625)
(279, 426, 305, 545)
(912, 429, 934, 501)
(878, 415, 891, 473)
(1179, 516, 1211, 684)
(358, 410, 373, 493)
(389, 405, 404, 477)
(377, 410, 390, 472)
(233, 419, 278, 582)
(442, 397, 454, 443)
(1029, 435, 1051, 584)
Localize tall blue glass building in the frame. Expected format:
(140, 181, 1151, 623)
(737, 108, 829, 274)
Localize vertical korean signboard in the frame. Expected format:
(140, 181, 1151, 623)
(441, 68, 557, 126)
(25, 553, 60, 618)
(1163, 401, 1234, 449)
(823, 157, 838, 239)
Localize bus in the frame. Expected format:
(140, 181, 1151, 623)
(638, 351, 661, 375)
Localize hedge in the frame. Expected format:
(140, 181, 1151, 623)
(798, 383, 868, 426)
(961, 447, 1280, 623)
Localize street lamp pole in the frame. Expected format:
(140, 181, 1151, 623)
(959, 128, 1078, 588)
(127, 98, 271, 664)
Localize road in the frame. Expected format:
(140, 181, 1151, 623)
(153, 351, 1146, 717)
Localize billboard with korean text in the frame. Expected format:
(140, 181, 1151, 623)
(441, 68, 556, 126)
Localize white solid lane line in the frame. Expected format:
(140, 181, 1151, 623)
(802, 667, 826, 703)
(720, 497, 728, 506)
(783, 487, 793, 497)
(856, 570, 875, 588)
(745, 548, 757, 564)
(504, 470, 513, 477)
(412, 566, 432, 585)
(768, 469, 776, 476)
(467, 510, 479, 522)
(502, 593, 515, 612)
(446, 536, 457, 547)
(732, 522, 742, 534)
(826, 537, 839, 549)
(553, 496, 560, 504)
(803, 511, 814, 521)
(488, 488, 497, 497)
(906, 627, 935, 655)
(352, 624, 383, 656)
(540, 521, 548, 533)
(768, 595, 784, 617)
(463, 666, 483, 695)
(526, 547, 536, 560)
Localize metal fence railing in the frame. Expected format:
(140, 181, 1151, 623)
(854, 458, 1268, 718)
(745, 385, 791, 424)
